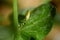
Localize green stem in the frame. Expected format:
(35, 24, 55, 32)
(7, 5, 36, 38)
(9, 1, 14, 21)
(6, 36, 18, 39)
(13, 0, 19, 40)
(13, 0, 18, 25)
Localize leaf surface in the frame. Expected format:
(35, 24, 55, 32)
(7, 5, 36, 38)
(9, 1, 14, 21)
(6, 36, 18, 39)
(18, 3, 55, 40)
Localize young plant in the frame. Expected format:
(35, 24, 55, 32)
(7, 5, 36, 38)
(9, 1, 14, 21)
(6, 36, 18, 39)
(13, 0, 56, 40)
(0, 0, 56, 40)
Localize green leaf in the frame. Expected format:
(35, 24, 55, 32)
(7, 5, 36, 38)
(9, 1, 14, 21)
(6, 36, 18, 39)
(18, 3, 55, 40)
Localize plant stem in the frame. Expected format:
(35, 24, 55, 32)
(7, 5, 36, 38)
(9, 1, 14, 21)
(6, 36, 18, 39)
(13, 0, 19, 40)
